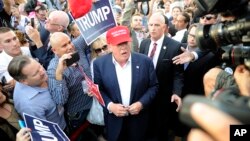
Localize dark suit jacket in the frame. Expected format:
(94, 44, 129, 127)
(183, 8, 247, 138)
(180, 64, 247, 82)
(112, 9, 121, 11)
(93, 52, 158, 141)
(175, 45, 221, 137)
(182, 46, 220, 96)
(139, 36, 184, 133)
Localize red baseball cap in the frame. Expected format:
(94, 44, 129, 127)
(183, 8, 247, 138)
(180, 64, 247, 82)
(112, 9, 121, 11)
(106, 26, 132, 45)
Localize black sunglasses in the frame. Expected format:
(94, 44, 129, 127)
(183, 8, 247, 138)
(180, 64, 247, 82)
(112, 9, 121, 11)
(94, 45, 108, 53)
(201, 16, 215, 20)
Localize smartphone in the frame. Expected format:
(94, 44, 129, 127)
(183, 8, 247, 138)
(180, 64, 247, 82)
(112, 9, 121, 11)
(1, 76, 6, 86)
(65, 52, 80, 66)
(31, 18, 35, 28)
(18, 120, 26, 128)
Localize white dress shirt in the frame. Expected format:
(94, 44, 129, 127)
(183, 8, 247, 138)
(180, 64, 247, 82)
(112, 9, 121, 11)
(172, 29, 187, 42)
(0, 48, 31, 82)
(113, 55, 132, 107)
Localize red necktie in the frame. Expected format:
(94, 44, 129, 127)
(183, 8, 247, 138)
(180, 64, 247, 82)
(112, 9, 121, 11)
(149, 43, 157, 59)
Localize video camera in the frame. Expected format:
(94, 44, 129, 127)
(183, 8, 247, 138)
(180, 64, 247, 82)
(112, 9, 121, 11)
(180, 0, 250, 128)
(180, 88, 250, 128)
(195, 0, 250, 70)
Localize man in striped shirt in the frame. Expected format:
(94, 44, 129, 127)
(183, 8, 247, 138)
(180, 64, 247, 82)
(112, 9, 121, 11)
(47, 32, 92, 132)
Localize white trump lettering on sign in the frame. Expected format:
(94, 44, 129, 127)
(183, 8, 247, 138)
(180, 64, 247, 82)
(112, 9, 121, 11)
(78, 6, 110, 31)
(33, 119, 58, 141)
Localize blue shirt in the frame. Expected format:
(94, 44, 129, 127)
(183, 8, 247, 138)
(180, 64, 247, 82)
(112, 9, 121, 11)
(13, 82, 66, 130)
(47, 56, 92, 115)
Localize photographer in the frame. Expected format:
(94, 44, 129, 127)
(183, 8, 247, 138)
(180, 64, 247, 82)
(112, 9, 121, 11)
(178, 0, 250, 141)
(203, 67, 237, 97)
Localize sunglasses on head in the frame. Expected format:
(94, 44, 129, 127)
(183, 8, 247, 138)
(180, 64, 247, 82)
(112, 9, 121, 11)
(94, 45, 108, 53)
(201, 16, 215, 20)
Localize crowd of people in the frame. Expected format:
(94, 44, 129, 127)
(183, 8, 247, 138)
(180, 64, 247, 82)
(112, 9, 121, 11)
(0, 0, 249, 141)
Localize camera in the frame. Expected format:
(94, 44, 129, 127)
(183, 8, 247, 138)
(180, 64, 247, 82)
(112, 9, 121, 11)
(194, 0, 250, 69)
(180, 0, 250, 128)
(221, 45, 250, 69)
(180, 88, 250, 128)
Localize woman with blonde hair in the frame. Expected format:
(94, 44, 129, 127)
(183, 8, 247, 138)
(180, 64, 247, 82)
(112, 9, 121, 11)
(89, 36, 111, 141)
(90, 36, 110, 60)
(90, 36, 111, 77)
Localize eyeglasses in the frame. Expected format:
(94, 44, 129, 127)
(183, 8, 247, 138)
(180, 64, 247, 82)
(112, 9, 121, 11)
(94, 45, 108, 54)
(201, 16, 215, 20)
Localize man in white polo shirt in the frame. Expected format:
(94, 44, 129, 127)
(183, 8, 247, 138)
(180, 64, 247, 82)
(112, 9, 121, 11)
(0, 27, 31, 94)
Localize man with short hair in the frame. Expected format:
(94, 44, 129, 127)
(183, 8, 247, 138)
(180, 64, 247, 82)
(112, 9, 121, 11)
(47, 32, 92, 131)
(26, 10, 70, 69)
(26, 10, 91, 78)
(182, 23, 221, 96)
(8, 55, 66, 130)
(121, 0, 147, 52)
(35, 4, 47, 25)
(199, 14, 217, 25)
(175, 23, 221, 137)
(129, 13, 147, 52)
(172, 12, 190, 43)
(34, 4, 50, 44)
(0, 27, 31, 93)
(140, 12, 184, 140)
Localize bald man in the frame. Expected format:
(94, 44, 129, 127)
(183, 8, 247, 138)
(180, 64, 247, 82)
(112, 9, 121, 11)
(47, 32, 92, 132)
(139, 12, 184, 140)
(25, 10, 91, 78)
(24, 10, 70, 69)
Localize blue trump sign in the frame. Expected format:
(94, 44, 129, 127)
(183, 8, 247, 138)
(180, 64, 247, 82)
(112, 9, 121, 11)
(75, 0, 116, 45)
(23, 113, 69, 141)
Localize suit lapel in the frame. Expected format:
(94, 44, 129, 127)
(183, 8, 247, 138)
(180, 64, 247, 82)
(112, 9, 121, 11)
(130, 53, 139, 104)
(156, 36, 169, 70)
(144, 39, 151, 55)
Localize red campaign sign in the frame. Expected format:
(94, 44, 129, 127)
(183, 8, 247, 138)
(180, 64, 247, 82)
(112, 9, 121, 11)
(83, 73, 105, 107)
